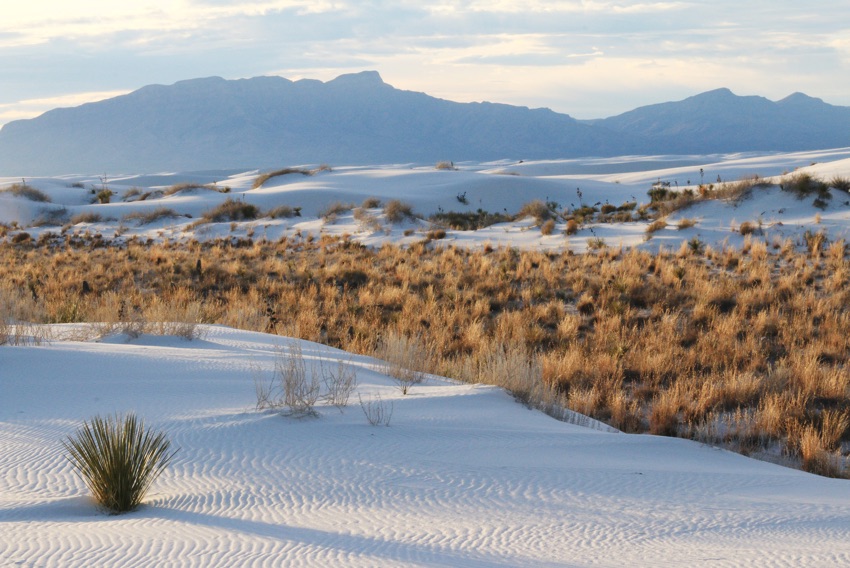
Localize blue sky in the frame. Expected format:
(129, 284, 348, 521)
(2, 1, 848, 127)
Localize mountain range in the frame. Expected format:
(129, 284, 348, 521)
(1, 71, 848, 175)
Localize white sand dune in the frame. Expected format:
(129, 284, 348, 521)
(4, 148, 850, 253)
(2, 326, 850, 567)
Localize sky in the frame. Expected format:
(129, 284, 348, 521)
(2, 1, 849, 128)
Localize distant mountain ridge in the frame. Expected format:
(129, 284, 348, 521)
(587, 88, 850, 153)
(1, 72, 848, 175)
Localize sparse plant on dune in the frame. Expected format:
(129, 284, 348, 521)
(199, 198, 259, 223)
(70, 212, 103, 225)
(516, 199, 552, 224)
(377, 331, 431, 394)
(1, 183, 51, 202)
(252, 165, 332, 189)
(383, 200, 416, 223)
(63, 413, 177, 514)
(359, 393, 393, 426)
(122, 207, 181, 225)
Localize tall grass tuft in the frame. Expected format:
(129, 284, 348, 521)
(63, 413, 177, 514)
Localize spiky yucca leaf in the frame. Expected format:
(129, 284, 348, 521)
(63, 413, 177, 514)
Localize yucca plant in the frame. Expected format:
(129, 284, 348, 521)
(63, 413, 177, 514)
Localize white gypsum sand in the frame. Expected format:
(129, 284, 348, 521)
(2, 147, 850, 253)
(1, 325, 850, 566)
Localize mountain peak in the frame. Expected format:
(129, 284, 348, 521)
(327, 70, 385, 87)
(779, 92, 824, 106)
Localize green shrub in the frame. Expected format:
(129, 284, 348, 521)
(63, 413, 177, 514)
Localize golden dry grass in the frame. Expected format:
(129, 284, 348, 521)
(2, 236, 849, 476)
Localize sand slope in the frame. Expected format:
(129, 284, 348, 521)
(2, 326, 849, 566)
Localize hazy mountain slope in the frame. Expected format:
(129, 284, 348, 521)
(0, 72, 637, 175)
(591, 88, 850, 153)
(3, 74, 849, 176)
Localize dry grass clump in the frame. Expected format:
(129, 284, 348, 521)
(645, 218, 667, 235)
(1, 183, 51, 202)
(781, 172, 830, 198)
(435, 161, 457, 170)
(540, 219, 556, 235)
(200, 198, 259, 223)
(829, 176, 850, 193)
(516, 199, 552, 224)
(267, 205, 301, 219)
(430, 210, 510, 231)
(70, 212, 103, 224)
(361, 197, 382, 209)
(163, 183, 229, 196)
(383, 200, 416, 223)
(252, 165, 331, 189)
(677, 218, 697, 230)
(63, 413, 176, 514)
(319, 202, 355, 222)
(7, 238, 850, 476)
(122, 207, 181, 225)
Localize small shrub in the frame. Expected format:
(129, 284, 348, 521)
(96, 189, 113, 204)
(11, 232, 31, 244)
(565, 218, 579, 235)
(739, 221, 757, 236)
(122, 207, 180, 225)
(600, 204, 617, 215)
(829, 176, 850, 193)
(540, 219, 556, 235)
(319, 201, 354, 222)
(359, 393, 393, 426)
(268, 205, 300, 218)
(353, 207, 382, 232)
(587, 237, 607, 250)
(123, 188, 143, 201)
(253, 165, 329, 189)
(1, 183, 51, 202)
(782, 173, 829, 198)
(516, 199, 551, 224)
(31, 208, 69, 227)
(71, 212, 103, 225)
(377, 331, 431, 394)
(384, 200, 416, 223)
(63, 413, 177, 514)
(426, 228, 447, 240)
(677, 218, 697, 230)
(645, 218, 667, 234)
(430, 210, 510, 231)
(253, 167, 312, 188)
(322, 359, 358, 410)
(435, 161, 456, 171)
(201, 198, 259, 222)
(361, 197, 382, 209)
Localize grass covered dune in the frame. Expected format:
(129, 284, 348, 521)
(2, 326, 850, 567)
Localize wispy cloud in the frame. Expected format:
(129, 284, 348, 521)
(1, 0, 848, 124)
